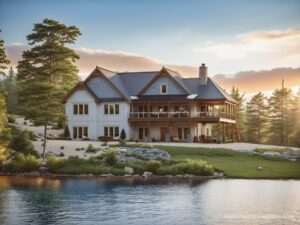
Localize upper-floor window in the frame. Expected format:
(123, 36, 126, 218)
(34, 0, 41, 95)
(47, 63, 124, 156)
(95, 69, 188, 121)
(73, 104, 88, 115)
(160, 83, 167, 94)
(104, 104, 120, 115)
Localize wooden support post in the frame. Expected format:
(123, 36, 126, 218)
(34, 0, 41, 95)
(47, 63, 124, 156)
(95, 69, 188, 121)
(218, 121, 221, 143)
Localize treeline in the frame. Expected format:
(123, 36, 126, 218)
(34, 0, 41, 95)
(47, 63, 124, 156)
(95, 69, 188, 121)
(231, 85, 300, 147)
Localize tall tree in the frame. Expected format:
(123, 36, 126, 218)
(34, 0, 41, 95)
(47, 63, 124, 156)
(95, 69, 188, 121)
(1, 67, 18, 114)
(245, 92, 268, 143)
(267, 80, 297, 146)
(230, 86, 245, 141)
(0, 32, 11, 167)
(17, 19, 81, 161)
(291, 90, 300, 147)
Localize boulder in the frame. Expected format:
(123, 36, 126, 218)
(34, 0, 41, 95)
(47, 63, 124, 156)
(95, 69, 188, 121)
(143, 171, 153, 177)
(213, 172, 224, 177)
(124, 167, 134, 174)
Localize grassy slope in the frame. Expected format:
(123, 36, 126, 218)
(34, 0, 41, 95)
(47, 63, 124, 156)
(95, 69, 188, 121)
(156, 145, 300, 179)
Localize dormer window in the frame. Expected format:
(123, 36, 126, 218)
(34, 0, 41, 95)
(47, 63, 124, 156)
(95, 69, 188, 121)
(160, 83, 167, 94)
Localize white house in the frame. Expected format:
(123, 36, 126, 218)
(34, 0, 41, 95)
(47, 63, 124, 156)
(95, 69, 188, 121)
(64, 64, 239, 142)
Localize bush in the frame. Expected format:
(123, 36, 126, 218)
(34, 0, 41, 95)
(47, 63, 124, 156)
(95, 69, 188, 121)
(145, 160, 162, 174)
(157, 160, 214, 176)
(7, 114, 16, 123)
(9, 128, 39, 157)
(6, 154, 40, 173)
(101, 142, 107, 146)
(64, 124, 70, 139)
(46, 156, 64, 172)
(125, 161, 146, 175)
(85, 144, 100, 153)
(102, 150, 118, 166)
(120, 129, 126, 140)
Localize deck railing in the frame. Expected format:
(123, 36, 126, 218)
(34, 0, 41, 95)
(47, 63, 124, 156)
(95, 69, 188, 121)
(128, 111, 235, 120)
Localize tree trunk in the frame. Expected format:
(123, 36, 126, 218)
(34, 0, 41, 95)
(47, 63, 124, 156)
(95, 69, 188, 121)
(42, 120, 48, 162)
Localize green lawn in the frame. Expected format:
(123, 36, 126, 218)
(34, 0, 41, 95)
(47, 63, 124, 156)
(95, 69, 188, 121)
(155, 145, 300, 179)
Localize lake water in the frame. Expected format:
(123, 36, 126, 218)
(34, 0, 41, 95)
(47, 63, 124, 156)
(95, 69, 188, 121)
(0, 176, 299, 225)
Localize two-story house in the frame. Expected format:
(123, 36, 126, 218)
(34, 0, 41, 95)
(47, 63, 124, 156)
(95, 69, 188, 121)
(63, 64, 240, 142)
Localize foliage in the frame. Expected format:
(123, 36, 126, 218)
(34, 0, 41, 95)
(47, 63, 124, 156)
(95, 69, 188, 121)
(101, 150, 118, 166)
(158, 159, 213, 176)
(5, 153, 40, 173)
(9, 127, 38, 156)
(230, 86, 245, 141)
(0, 94, 11, 166)
(145, 160, 162, 173)
(16, 18, 81, 160)
(46, 156, 64, 172)
(120, 129, 126, 140)
(7, 114, 16, 123)
(0, 32, 10, 75)
(267, 85, 297, 146)
(245, 92, 268, 143)
(85, 144, 100, 153)
(64, 124, 70, 139)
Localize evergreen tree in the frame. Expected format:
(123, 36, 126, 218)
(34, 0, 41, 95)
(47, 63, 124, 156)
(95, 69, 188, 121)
(245, 92, 268, 143)
(291, 90, 300, 147)
(17, 19, 81, 161)
(0, 33, 11, 167)
(267, 81, 297, 146)
(230, 86, 245, 141)
(1, 67, 18, 114)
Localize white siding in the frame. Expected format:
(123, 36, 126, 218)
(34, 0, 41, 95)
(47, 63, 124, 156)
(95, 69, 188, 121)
(65, 90, 131, 140)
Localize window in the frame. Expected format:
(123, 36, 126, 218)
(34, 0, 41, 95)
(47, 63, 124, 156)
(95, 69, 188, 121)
(115, 127, 119, 137)
(115, 104, 119, 114)
(104, 127, 108, 136)
(73, 105, 78, 114)
(73, 126, 88, 139)
(73, 104, 88, 115)
(104, 104, 120, 115)
(109, 105, 114, 114)
(104, 104, 109, 114)
(104, 126, 120, 138)
(160, 83, 167, 94)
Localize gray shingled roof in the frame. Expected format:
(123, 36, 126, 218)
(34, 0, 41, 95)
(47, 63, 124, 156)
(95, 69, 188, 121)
(83, 67, 237, 104)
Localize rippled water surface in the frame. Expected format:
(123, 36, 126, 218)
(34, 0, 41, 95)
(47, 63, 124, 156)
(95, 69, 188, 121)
(0, 176, 299, 225)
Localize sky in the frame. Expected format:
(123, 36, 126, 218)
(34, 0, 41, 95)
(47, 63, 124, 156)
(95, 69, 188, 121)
(0, 0, 300, 94)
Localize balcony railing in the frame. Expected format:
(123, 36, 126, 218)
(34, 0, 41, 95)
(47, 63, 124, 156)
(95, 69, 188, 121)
(128, 112, 235, 120)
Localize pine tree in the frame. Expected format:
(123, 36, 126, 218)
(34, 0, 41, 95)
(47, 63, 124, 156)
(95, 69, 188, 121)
(1, 67, 18, 114)
(245, 92, 268, 143)
(291, 90, 300, 147)
(267, 81, 297, 146)
(17, 19, 81, 161)
(0, 33, 11, 167)
(230, 86, 245, 141)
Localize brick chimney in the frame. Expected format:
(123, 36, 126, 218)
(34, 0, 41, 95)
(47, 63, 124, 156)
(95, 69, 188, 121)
(199, 63, 208, 85)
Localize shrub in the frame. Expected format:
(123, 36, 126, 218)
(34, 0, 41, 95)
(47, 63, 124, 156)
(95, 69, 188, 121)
(9, 128, 39, 157)
(102, 150, 118, 166)
(145, 160, 162, 174)
(157, 160, 213, 176)
(6, 154, 40, 173)
(101, 142, 107, 146)
(64, 124, 70, 139)
(60, 146, 64, 150)
(125, 161, 145, 175)
(120, 129, 126, 140)
(7, 114, 16, 123)
(85, 144, 100, 153)
(46, 156, 64, 172)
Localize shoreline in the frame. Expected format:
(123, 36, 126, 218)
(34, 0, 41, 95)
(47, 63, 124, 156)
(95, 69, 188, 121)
(1, 173, 299, 181)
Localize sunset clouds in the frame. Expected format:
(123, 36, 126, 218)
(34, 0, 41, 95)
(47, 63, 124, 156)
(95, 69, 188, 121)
(199, 28, 300, 60)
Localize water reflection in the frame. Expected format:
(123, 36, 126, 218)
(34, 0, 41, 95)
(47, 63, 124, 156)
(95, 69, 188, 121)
(0, 176, 299, 225)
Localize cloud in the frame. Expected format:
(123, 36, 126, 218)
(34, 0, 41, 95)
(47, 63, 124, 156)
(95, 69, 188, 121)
(213, 68, 300, 93)
(197, 28, 300, 59)
(4, 43, 300, 94)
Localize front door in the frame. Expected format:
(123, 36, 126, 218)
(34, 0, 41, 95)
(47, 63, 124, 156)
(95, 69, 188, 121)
(160, 127, 168, 141)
